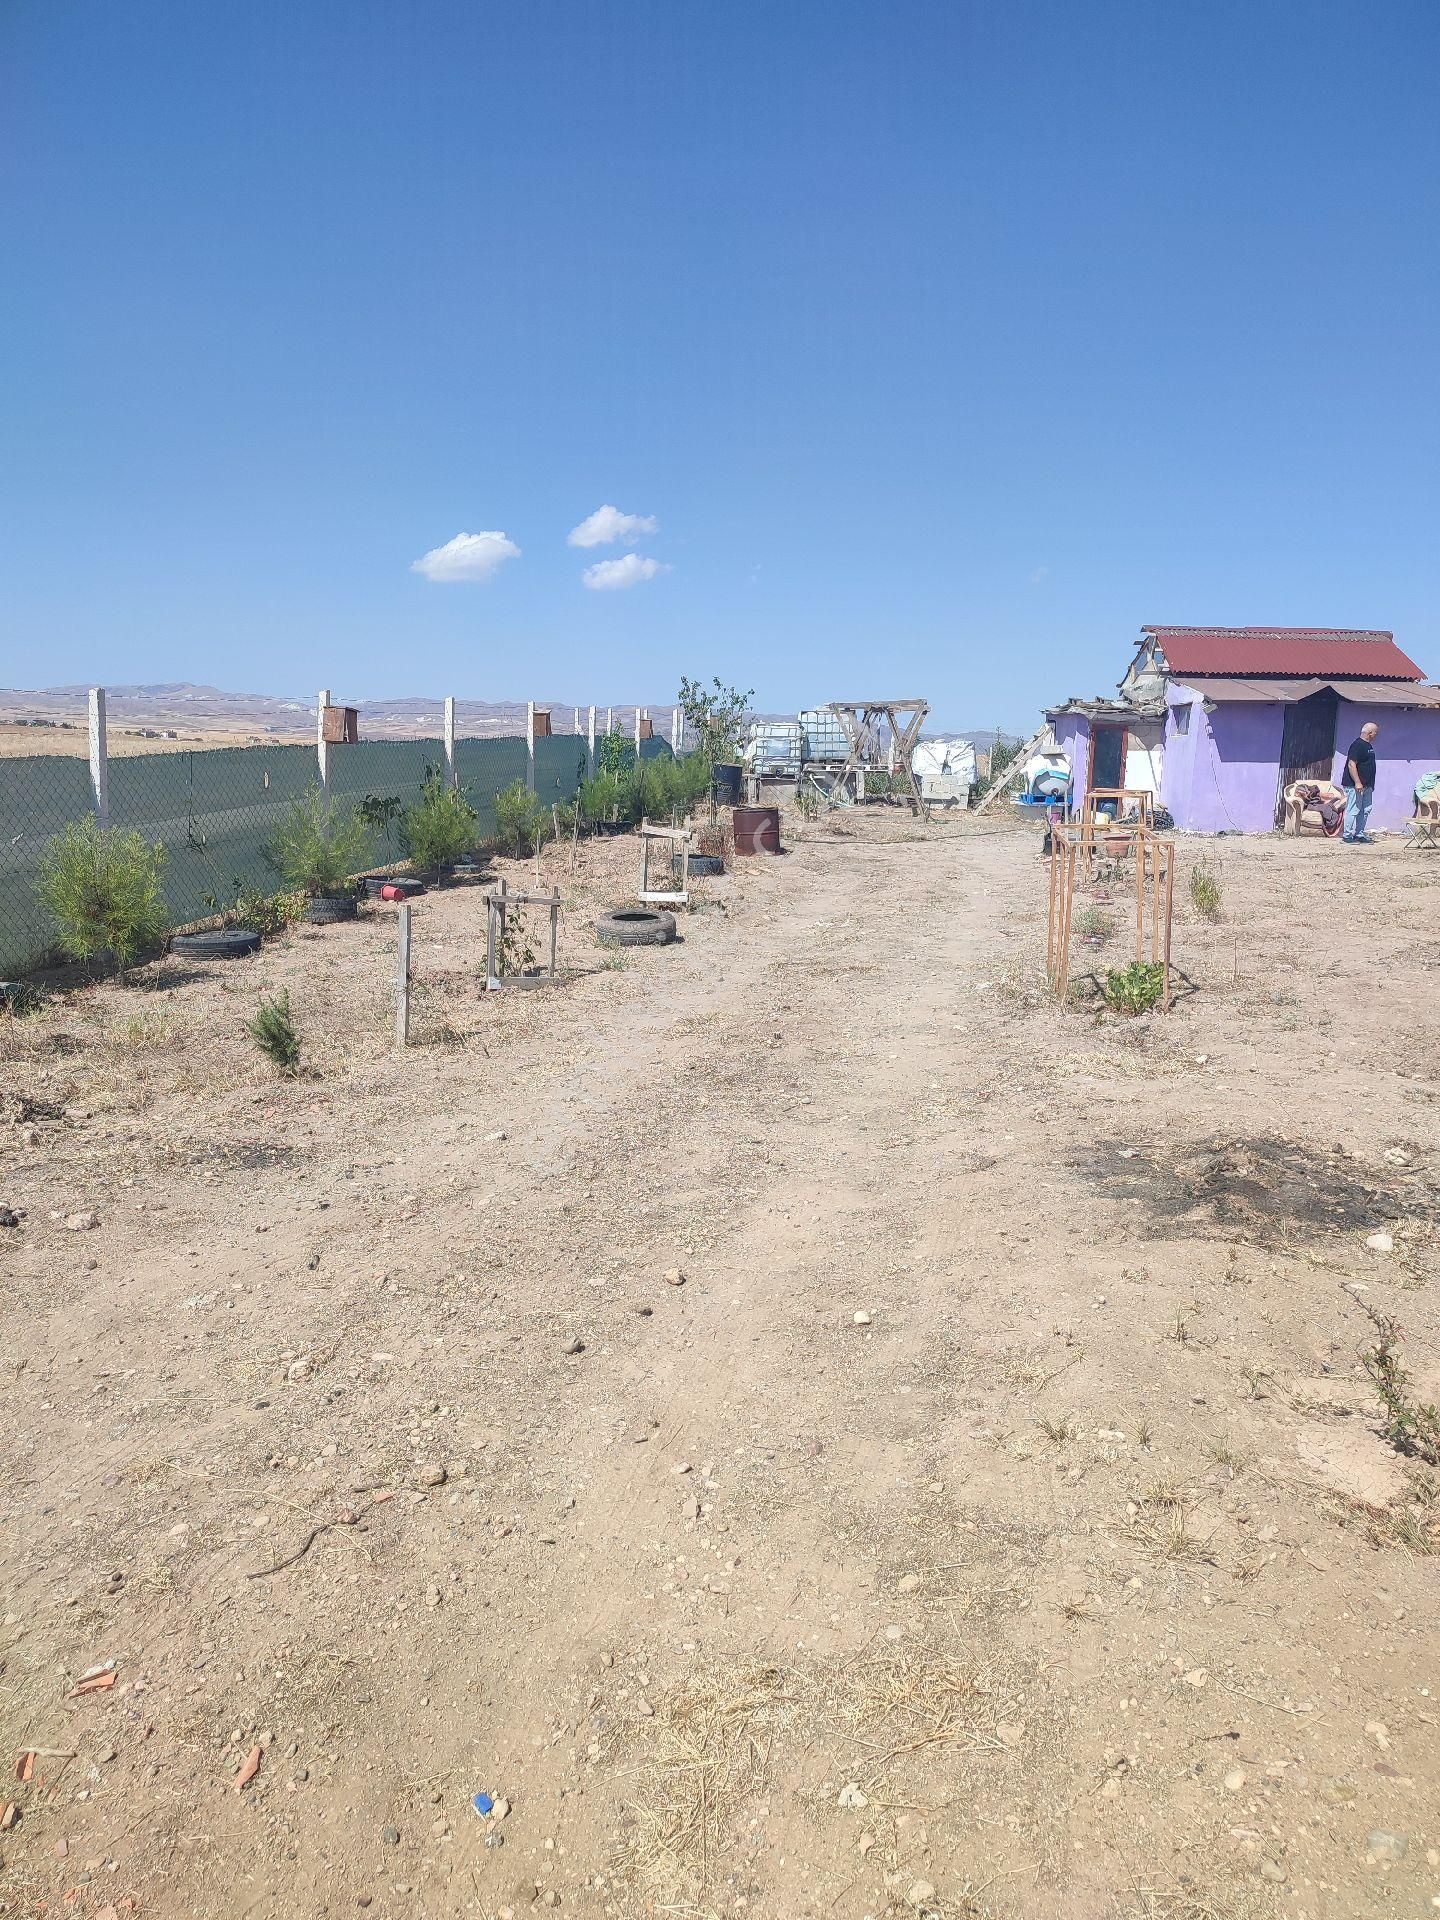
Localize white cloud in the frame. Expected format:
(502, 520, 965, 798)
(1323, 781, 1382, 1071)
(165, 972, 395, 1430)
(582, 553, 668, 592)
(567, 504, 658, 548)
(411, 530, 520, 582)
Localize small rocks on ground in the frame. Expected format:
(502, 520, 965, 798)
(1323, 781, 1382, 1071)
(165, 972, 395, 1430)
(663, 1268, 685, 1287)
(908, 1881, 936, 1908)
(64, 1210, 99, 1232)
(0, 1207, 20, 1229)
(853, 1310, 872, 1326)
(837, 1782, 867, 1809)
(381, 1826, 400, 1845)
(561, 1337, 585, 1356)
(897, 1573, 921, 1594)
(1365, 1231, 1395, 1254)
(1367, 1830, 1408, 1863)
(418, 1465, 447, 1487)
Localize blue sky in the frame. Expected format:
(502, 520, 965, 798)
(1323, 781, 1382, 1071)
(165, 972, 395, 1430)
(4, 0, 1437, 729)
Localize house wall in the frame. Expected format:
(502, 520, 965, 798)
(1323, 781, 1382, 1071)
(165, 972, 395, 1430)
(1163, 688, 1287, 832)
(1123, 718, 1164, 803)
(1160, 694, 1200, 823)
(1332, 701, 1440, 831)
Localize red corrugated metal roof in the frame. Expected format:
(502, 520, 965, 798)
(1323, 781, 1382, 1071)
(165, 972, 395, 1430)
(1143, 626, 1423, 681)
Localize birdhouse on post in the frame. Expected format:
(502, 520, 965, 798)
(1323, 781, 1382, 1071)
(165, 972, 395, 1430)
(322, 704, 359, 744)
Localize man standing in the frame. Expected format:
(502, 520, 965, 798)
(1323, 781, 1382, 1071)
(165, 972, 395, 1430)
(1341, 720, 1379, 843)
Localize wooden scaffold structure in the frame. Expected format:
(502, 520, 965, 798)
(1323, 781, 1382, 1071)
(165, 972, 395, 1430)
(1047, 813, 1176, 1011)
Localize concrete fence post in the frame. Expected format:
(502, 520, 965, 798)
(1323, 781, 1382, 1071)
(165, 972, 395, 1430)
(526, 700, 536, 793)
(671, 705, 681, 752)
(88, 687, 109, 828)
(317, 688, 332, 793)
(444, 696, 457, 786)
(634, 707, 642, 753)
(606, 706, 613, 737)
(573, 706, 582, 735)
(587, 704, 597, 776)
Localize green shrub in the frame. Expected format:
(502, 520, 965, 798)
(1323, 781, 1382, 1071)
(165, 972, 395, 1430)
(1189, 860, 1222, 920)
(38, 815, 169, 977)
(1102, 960, 1166, 1015)
(402, 771, 479, 871)
(579, 769, 626, 823)
(265, 788, 373, 896)
(493, 777, 549, 857)
(247, 988, 301, 1073)
(231, 883, 308, 936)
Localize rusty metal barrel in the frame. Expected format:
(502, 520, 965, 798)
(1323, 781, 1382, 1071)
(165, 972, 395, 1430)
(732, 804, 782, 855)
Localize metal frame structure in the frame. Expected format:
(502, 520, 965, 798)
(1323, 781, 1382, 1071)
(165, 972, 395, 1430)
(824, 700, 931, 816)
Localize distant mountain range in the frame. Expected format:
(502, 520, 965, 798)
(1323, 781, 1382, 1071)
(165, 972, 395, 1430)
(0, 682, 1021, 746)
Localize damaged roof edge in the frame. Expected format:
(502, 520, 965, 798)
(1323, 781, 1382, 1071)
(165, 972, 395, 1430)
(1171, 676, 1440, 708)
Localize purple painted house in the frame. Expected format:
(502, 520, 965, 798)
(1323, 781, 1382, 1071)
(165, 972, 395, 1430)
(1048, 626, 1440, 833)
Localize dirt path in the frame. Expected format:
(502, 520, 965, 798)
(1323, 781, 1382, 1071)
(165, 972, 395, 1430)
(2, 816, 1437, 1920)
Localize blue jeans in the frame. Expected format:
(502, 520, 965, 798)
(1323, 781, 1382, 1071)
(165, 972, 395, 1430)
(1343, 785, 1373, 840)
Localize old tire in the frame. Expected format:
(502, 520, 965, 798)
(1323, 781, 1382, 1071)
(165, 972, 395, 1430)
(308, 895, 359, 925)
(595, 907, 677, 947)
(170, 929, 261, 958)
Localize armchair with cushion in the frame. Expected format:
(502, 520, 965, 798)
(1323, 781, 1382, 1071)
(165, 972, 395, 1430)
(1283, 780, 1346, 838)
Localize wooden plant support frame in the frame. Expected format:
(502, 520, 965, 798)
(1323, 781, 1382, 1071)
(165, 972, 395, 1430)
(824, 700, 931, 818)
(638, 820, 694, 906)
(483, 877, 562, 991)
(1047, 820, 1175, 1013)
(1077, 787, 1154, 864)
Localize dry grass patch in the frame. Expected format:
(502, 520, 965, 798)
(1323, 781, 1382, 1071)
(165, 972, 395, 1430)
(613, 1638, 1040, 1912)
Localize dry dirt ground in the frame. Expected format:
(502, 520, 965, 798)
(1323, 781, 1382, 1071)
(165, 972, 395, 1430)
(2, 812, 1438, 1920)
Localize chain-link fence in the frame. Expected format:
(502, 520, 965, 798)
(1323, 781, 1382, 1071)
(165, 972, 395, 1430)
(0, 726, 673, 979)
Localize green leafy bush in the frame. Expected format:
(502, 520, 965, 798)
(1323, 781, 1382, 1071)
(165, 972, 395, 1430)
(265, 788, 373, 896)
(1102, 960, 1166, 1015)
(38, 815, 169, 976)
(579, 769, 626, 824)
(677, 675, 754, 762)
(247, 988, 301, 1073)
(230, 883, 308, 935)
(598, 730, 637, 776)
(493, 777, 550, 857)
(403, 771, 479, 871)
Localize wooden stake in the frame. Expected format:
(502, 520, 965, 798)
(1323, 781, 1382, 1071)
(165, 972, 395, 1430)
(394, 904, 412, 1048)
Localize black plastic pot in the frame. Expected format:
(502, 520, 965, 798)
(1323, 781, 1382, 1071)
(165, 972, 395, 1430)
(712, 763, 743, 805)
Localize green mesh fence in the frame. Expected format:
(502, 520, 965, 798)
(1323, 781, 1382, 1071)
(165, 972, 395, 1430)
(0, 755, 100, 976)
(0, 731, 614, 980)
(454, 736, 529, 840)
(106, 743, 320, 936)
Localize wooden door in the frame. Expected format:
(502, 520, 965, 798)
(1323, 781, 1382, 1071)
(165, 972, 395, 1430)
(1275, 688, 1338, 825)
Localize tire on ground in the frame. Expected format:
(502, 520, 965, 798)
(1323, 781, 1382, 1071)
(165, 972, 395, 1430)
(170, 929, 262, 958)
(594, 908, 678, 947)
(308, 896, 359, 925)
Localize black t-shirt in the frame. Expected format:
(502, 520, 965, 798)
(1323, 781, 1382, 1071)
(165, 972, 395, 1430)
(1342, 737, 1376, 789)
